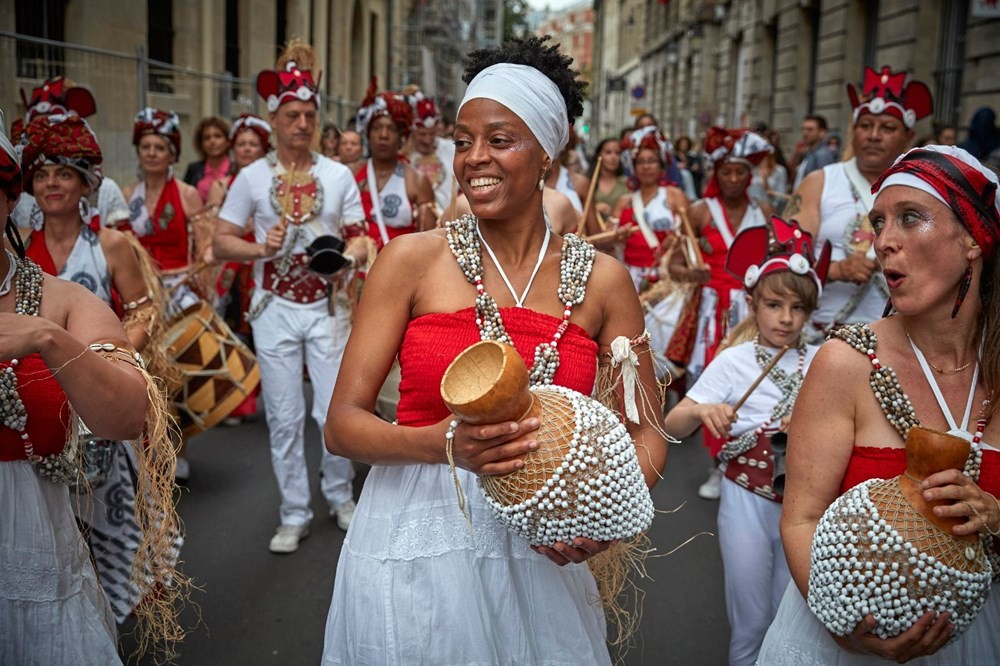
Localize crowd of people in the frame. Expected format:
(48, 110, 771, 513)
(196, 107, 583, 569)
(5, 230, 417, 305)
(2, 32, 1000, 666)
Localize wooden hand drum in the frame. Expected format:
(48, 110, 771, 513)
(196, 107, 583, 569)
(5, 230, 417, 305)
(440, 340, 654, 546)
(807, 426, 992, 641)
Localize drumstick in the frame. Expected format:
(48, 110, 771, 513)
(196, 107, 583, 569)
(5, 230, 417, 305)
(767, 189, 791, 201)
(676, 207, 704, 268)
(594, 208, 609, 233)
(733, 345, 790, 412)
(584, 226, 637, 245)
(167, 261, 213, 295)
(577, 156, 603, 235)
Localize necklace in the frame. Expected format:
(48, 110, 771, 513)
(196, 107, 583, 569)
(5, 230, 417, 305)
(907, 331, 978, 375)
(0, 250, 16, 296)
(446, 214, 595, 385)
(476, 224, 550, 308)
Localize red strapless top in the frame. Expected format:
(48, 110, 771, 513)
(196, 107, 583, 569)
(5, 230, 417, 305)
(703, 221, 743, 294)
(840, 446, 1000, 497)
(397, 307, 599, 427)
(0, 355, 70, 461)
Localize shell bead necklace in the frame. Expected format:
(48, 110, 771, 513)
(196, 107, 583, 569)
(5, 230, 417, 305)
(446, 214, 595, 386)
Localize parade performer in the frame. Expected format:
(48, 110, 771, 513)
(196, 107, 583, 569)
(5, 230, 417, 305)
(665, 216, 830, 665)
(321, 35, 667, 664)
(0, 110, 186, 664)
(758, 145, 1000, 663)
(786, 66, 931, 336)
(336, 129, 364, 174)
(11, 77, 130, 230)
(213, 40, 368, 553)
(205, 113, 272, 424)
(354, 82, 435, 250)
(122, 107, 204, 314)
(612, 126, 690, 291)
(18, 110, 182, 627)
(590, 137, 629, 220)
(406, 89, 456, 215)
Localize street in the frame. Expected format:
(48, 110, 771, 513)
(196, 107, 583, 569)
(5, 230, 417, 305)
(126, 406, 728, 665)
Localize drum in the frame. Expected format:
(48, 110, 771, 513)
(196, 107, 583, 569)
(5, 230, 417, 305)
(440, 340, 654, 546)
(807, 426, 992, 641)
(163, 300, 261, 437)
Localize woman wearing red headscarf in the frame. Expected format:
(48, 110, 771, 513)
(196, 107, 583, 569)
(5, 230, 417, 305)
(354, 85, 435, 250)
(759, 145, 1000, 664)
(122, 107, 203, 315)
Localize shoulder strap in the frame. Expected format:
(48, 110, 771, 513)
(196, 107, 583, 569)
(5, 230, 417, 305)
(829, 322, 877, 357)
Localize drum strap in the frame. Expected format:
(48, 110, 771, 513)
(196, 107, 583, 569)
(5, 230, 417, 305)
(630, 188, 665, 251)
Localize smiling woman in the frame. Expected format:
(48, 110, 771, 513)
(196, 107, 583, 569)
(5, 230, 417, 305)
(320, 35, 668, 665)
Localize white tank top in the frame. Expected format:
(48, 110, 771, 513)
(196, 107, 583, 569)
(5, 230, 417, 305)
(377, 163, 414, 229)
(59, 226, 113, 304)
(812, 161, 887, 326)
(555, 165, 583, 212)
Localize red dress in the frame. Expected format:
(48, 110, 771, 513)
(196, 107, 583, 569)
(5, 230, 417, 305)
(0, 356, 69, 461)
(396, 307, 598, 427)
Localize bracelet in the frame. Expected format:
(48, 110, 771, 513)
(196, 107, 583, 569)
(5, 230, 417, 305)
(89, 342, 146, 370)
(986, 493, 1000, 537)
(122, 294, 152, 311)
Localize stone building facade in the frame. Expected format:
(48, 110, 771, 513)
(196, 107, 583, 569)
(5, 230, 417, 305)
(593, 0, 1000, 147)
(1, 0, 413, 183)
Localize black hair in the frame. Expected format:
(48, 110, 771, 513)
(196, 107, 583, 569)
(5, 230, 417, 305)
(803, 114, 828, 131)
(463, 35, 586, 125)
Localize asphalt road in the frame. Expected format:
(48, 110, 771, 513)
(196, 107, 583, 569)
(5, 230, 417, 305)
(124, 403, 728, 665)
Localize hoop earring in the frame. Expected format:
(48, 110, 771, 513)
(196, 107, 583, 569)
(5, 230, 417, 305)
(952, 263, 973, 319)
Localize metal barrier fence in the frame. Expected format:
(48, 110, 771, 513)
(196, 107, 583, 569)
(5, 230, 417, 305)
(1, 32, 357, 188)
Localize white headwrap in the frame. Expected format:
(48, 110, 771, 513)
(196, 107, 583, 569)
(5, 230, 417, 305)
(458, 63, 569, 160)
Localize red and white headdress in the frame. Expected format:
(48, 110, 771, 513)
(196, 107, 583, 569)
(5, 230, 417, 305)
(872, 145, 1000, 259)
(355, 78, 414, 138)
(704, 127, 772, 168)
(0, 110, 22, 204)
(847, 66, 933, 129)
(409, 91, 441, 129)
(229, 114, 272, 152)
(132, 107, 182, 160)
(726, 216, 832, 295)
(619, 126, 672, 176)
(256, 60, 321, 113)
(21, 77, 97, 123)
(21, 114, 103, 195)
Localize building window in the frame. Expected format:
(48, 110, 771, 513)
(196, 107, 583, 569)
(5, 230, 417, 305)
(862, 0, 880, 73)
(225, 0, 240, 79)
(935, 0, 968, 126)
(276, 0, 287, 57)
(15, 0, 67, 79)
(147, 0, 174, 92)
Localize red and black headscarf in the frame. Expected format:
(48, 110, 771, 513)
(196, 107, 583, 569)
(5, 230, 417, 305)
(872, 146, 1000, 259)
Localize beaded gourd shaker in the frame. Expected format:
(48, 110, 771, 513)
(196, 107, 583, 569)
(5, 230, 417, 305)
(807, 324, 993, 641)
(442, 217, 655, 545)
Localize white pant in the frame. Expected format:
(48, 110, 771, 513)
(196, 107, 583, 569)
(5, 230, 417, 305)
(718, 476, 790, 666)
(251, 298, 354, 526)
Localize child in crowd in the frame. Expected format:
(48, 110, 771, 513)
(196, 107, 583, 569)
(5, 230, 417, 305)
(664, 216, 831, 666)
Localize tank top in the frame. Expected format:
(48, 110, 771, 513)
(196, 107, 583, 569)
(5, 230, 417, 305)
(813, 160, 886, 326)
(126, 178, 191, 271)
(26, 226, 112, 304)
(621, 187, 675, 268)
(358, 160, 416, 249)
(554, 165, 583, 212)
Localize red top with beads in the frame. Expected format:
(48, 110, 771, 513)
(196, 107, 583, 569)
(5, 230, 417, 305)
(841, 447, 1000, 497)
(0, 355, 70, 461)
(396, 307, 598, 427)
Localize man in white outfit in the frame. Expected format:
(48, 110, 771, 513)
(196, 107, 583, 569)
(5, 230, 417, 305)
(213, 45, 368, 553)
(786, 65, 931, 337)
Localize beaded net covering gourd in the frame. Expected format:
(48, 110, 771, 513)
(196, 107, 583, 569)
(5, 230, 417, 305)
(480, 384, 655, 545)
(807, 323, 993, 641)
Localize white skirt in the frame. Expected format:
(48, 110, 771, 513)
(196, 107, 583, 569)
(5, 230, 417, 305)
(0, 461, 121, 665)
(757, 580, 1000, 665)
(322, 463, 611, 665)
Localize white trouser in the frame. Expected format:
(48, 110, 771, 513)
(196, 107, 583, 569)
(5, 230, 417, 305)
(717, 476, 790, 666)
(251, 297, 354, 526)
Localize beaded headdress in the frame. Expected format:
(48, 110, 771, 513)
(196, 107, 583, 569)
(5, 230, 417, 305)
(0, 110, 22, 203)
(619, 126, 672, 176)
(726, 215, 832, 295)
(132, 107, 182, 161)
(847, 66, 933, 129)
(20, 76, 97, 123)
(229, 113, 272, 152)
(355, 77, 413, 138)
(872, 145, 1000, 259)
(21, 114, 103, 196)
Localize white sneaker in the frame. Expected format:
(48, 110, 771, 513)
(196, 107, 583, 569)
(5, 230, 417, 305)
(174, 457, 191, 484)
(331, 499, 356, 531)
(268, 524, 309, 553)
(698, 467, 722, 500)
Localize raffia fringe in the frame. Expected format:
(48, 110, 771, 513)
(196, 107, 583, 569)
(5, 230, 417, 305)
(587, 534, 652, 658)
